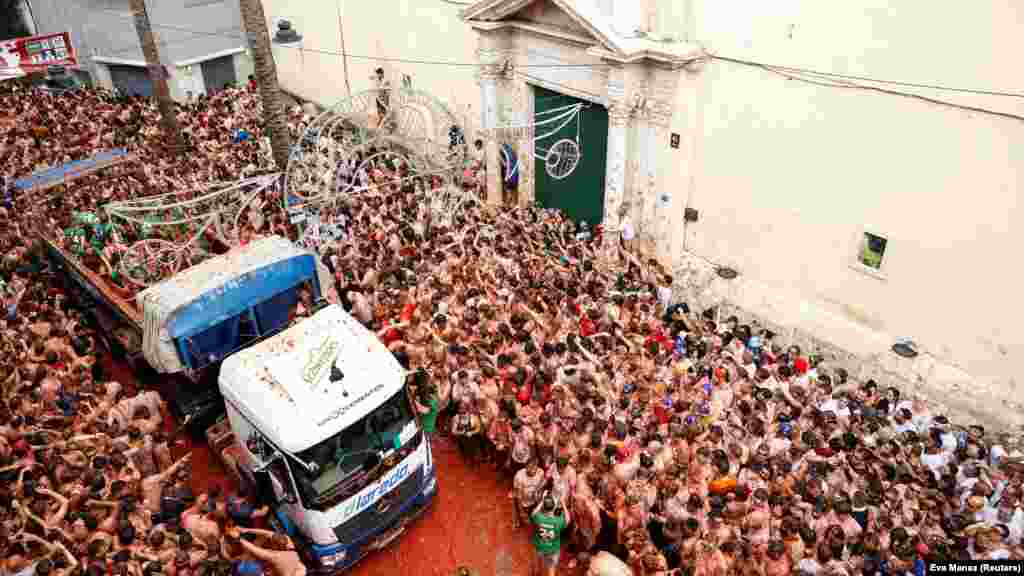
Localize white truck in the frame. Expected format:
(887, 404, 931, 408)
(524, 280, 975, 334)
(218, 303, 437, 571)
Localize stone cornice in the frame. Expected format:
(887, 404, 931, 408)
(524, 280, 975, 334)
(469, 20, 600, 49)
(587, 45, 702, 69)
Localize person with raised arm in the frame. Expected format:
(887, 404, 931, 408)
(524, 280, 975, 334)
(227, 527, 307, 576)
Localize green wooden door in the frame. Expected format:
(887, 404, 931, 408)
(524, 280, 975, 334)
(533, 86, 608, 226)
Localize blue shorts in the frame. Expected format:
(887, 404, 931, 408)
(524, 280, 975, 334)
(233, 560, 264, 576)
(228, 498, 255, 526)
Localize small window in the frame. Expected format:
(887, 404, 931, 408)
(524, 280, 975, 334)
(859, 232, 887, 270)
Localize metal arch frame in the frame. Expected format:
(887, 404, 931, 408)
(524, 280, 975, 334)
(102, 174, 283, 287)
(284, 88, 469, 206)
(335, 149, 420, 196)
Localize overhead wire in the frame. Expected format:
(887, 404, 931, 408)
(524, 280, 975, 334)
(709, 53, 1024, 123)
(99, 9, 1024, 98)
(90, 8, 1024, 123)
(709, 54, 1024, 99)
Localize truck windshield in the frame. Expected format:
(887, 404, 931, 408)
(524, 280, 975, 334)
(293, 389, 418, 511)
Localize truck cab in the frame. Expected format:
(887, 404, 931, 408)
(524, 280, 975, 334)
(219, 304, 437, 571)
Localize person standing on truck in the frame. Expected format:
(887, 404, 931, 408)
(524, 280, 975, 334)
(531, 494, 570, 576)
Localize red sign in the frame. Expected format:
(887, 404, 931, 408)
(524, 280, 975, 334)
(0, 32, 78, 81)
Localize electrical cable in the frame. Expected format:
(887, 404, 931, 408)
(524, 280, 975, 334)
(100, 9, 1024, 100)
(93, 8, 1024, 122)
(712, 54, 1024, 123)
(709, 54, 1024, 99)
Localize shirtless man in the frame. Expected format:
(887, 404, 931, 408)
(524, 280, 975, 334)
(141, 452, 191, 513)
(513, 458, 546, 530)
(229, 527, 307, 576)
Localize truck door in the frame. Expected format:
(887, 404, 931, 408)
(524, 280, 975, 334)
(264, 452, 324, 541)
(267, 455, 300, 509)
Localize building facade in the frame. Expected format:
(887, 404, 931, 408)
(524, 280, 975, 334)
(259, 0, 1023, 429)
(668, 0, 1024, 430)
(28, 0, 253, 100)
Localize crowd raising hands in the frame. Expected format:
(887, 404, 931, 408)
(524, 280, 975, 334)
(0, 79, 312, 576)
(2, 75, 1024, 576)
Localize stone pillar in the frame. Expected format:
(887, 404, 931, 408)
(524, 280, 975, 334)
(648, 103, 674, 257)
(476, 52, 502, 205)
(602, 99, 630, 251)
(633, 107, 654, 249)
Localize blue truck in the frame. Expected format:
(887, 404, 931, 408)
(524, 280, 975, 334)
(42, 234, 332, 433)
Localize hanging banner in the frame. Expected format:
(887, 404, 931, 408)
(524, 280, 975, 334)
(14, 149, 134, 193)
(0, 32, 78, 82)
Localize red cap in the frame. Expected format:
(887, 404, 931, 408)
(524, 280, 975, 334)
(794, 357, 809, 375)
(916, 542, 930, 556)
(815, 447, 834, 458)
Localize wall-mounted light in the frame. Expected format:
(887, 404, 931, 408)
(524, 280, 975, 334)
(273, 20, 302, 45)
(892, 339, 919, 358)
(716, 266, 738, 280)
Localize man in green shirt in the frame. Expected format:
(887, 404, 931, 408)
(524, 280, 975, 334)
(414, 376, 439, 438)
(530, 494, 570, 576)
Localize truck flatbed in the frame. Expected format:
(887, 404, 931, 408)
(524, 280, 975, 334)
(41, 234, 143, 329)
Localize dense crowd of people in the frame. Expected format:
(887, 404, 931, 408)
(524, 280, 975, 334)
(0, 79, 311, 576)
(318, 177, 1024, 576)
(1, 75, 1023, 576)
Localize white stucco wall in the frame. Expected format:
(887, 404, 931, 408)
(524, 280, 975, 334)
(169, 64, 204, 100)
(674, 0, 1024, 424)
(233, 51, 255, 88)
(262, 0, 481, 117)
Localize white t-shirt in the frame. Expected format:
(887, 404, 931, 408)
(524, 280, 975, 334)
(921, 452, 948, 478)
(620, 218, 635, 241)
(940, 432, 958, 453)
(798, 558, 822, 575)
(656, 285, 672, 309)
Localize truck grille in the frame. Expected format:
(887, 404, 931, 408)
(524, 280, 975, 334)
(332, 467, 423, 544)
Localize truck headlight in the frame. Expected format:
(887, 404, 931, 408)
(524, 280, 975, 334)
(320, 550, 348, 567)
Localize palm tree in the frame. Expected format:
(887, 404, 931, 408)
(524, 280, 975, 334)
(238, 0, 292, 171)
(128, 0, 183, 150)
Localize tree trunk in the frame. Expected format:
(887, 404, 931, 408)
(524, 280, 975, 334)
(128, 0, 183, 150)
(238, 0, 292, 171)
